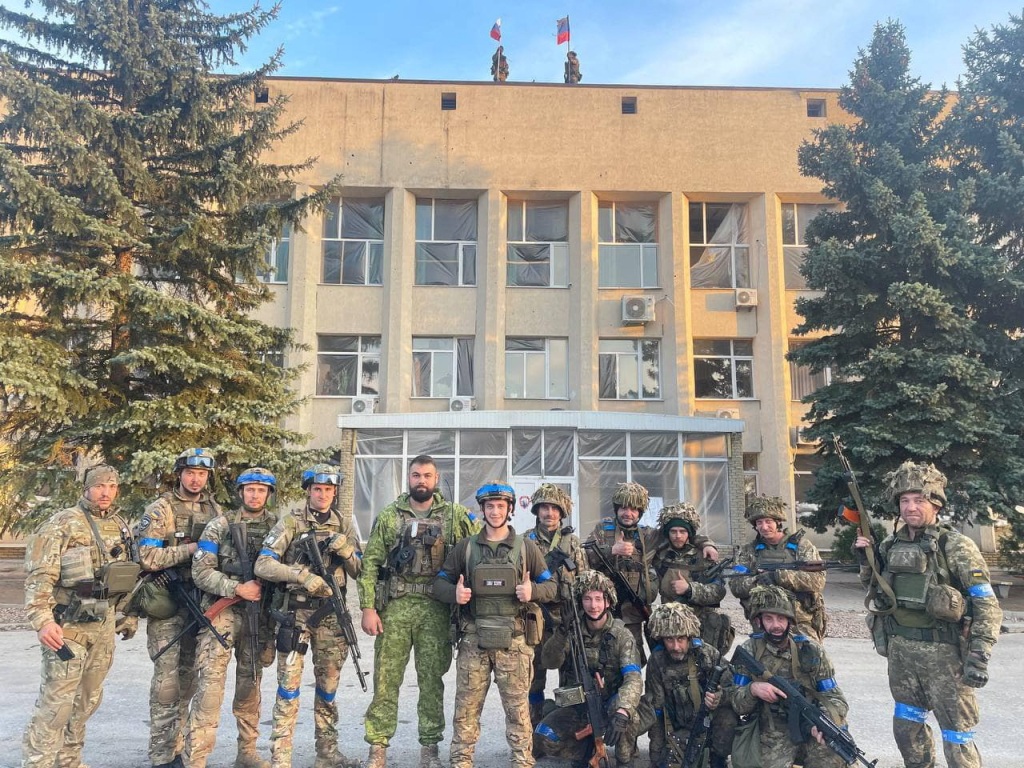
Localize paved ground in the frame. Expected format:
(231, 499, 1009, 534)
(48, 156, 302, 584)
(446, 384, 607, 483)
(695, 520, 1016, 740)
(3, 563, 1024, 768)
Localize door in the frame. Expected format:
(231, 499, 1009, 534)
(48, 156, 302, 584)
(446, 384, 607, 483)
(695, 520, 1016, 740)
(508, 476, 578, 535)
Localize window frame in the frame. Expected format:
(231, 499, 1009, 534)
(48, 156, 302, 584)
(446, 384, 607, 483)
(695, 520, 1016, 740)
(316, 335, 381, 398)
(504, 337, 569, 400)
(506, 200, 570, 288)
(598, 337, 662, 401)
(321, 197, 386, 286)
(256, 222, 290, 284)
(693, 338, 755, 400)
(688, 201, 750, 289)
(411, 336, 474, 398)
(415, 197, 478, 287)
(597, 201, 659, 289)
(788, 339, 833, 401)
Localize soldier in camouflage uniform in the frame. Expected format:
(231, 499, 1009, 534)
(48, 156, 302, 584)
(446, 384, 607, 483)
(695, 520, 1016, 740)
(138, 448, 222, 768)
(23, 465, 139, 768)
(729, 494, 827, 640)
(636, 602, 732, 768)
(585, 483, 717, 662)
(854, 462, 1002, 768)
(730, 586, 848, 768)
(652, 502, 734, 655)
(357, 455, 479, 768)
(523, 483, 587, 726)
(254, 464, 362, 768)
(183, 467, 280, 768)
(433, 482, 557, 768)
(533, 570, 643, 768)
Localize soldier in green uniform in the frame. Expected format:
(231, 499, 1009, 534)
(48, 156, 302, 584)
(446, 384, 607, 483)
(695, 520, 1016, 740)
(533, 570, 643, 768)
(730, 585, 848, 768)
(729, 494, 827, 640)
(357, 455, 479, 768)
(652, 502, 734, 655)
(137, 448, 222, 768)
(254, 464, 361, 768)
(853, 462, 1002, 768)
(183, 467, 280, 768)
(22, 465, 139, 768)
(523, 483, 586, 726)
(433, 482, 557, 768)
(637, 602, 731, 768)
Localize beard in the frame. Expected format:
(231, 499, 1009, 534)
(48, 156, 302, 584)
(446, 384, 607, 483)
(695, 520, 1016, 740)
(409, 484, 435, 503)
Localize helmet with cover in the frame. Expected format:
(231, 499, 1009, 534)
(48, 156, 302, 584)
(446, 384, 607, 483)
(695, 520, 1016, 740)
(658, 501, 700, 537)
(235, 466, 277, 493)
(611, 482, 649, 513)
(744, 494, 788, 526)
(476, 481, 516, 514)
(174, 447, 216, 474)
(531, 483, 572, 519)
(748, 585, 795, 621)
(647, 601, 702, 640)
(302, 463, 343, 490)
(573, 569, 618, 610)
(885, 460, 947, 509)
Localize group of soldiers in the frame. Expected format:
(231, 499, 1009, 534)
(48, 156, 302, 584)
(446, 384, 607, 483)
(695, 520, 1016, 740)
(22, 451, 1002, 768)
(489, 50, 582, 83)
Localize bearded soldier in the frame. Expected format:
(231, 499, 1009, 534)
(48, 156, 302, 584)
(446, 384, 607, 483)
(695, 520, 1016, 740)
(652, 502, 734, 655)
(254, 464, 361, 768)
(433, 482, 557, 768)
(358, 455, 479, 768)
(854, 462, 1001, 768)
(523, 483, 586, 726)
(533, 570, 642, 768)
(638, 602, 732, 768)
(23, 465, 139, 768)
(183, 468, 280, 768)
(730, 586, 848, 768)
(729, 494, 827, 640)
(137, 448, 222, 768)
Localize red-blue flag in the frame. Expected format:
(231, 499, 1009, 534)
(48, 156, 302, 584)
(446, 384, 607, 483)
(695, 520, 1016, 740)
(556, 16, 570, 45)
(490, 18, 502, 42)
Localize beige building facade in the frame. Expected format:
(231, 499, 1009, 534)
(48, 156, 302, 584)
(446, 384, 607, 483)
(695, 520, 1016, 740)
(253, 76, 848, 546)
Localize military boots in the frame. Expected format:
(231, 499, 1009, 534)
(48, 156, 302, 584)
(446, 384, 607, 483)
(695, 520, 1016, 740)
(313, 748, 359, 768)
(366, 745, 387, 768)
(235, 746, 271, 768)
(418, 744, 443, 768)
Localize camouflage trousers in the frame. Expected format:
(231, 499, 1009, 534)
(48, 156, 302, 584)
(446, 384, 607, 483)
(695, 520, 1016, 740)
(534, 695, 639, 765)
(22, 616, 115, 768)
(147, 610, 200, 764)
(647, 708, 735, 768)
(183, 606, 275, 768)
(528, 626, 569, 726)
(363, 595, 452, 746)
(888, 634, 981, 768)
(758, 720, 844, 768)
(269, 611, 350, 768)
(451, 632, 535, 768)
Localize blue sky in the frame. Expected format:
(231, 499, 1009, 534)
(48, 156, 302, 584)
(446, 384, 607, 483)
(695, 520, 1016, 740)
(213, 0, 1021, 89)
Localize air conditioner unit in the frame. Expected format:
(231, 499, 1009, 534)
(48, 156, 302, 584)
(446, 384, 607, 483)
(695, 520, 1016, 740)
(351, 395, 378, 414)
(734, 288, 758, 309)
(621, 295, 655, 324)
(716, 408, 740, 420)
(791, 426, 816, 447)
(449, 396, 476, 412)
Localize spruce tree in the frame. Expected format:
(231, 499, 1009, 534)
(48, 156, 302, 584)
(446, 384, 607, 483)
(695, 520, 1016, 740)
(790, 20, 1024, 529)
(0, 1, 335, 530)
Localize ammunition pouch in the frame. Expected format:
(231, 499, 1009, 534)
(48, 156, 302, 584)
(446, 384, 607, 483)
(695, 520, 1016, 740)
(135, 578, 178, 620)
(374, 578, 390, 613)
(524, 602, 544, 646)
(98, 560, 140, 596)
(471, 562, 517, 597)
(553, 684, 586, 708)
(925, 583, 966, 623)
(699, 609, 735, 655)
(275, 613, 309, 655)
(866, 613, 888, 657)
(60, 547, 95, 587)
(475, 615, 516, 650)
(888, 542, 931, 612)
(56, 584, 107, 624)
(884, 615, 961, 646)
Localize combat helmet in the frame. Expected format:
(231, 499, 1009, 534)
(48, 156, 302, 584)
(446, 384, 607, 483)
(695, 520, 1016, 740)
(647, 602, 701, 640)
(573, 569, 618, 610)
(748, 585, 795, 621)
(302, 463, 343, 490)
(744, 494, 788, 526)
(658, 502, 700, 535)
(531, 483, 572, 519)
(236, 467, 277, 492)
(885, 461, 947, 509)
(476, 481, 516, 511)
(174, 447, 216, 473)
(612, 482, 649, 513)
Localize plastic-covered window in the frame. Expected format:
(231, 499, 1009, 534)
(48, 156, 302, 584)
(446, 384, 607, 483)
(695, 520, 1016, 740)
(689, 202, 750, 289)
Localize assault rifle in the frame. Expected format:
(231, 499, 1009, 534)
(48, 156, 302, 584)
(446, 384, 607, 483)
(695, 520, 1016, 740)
(692, 557, 734, 585)
(151, 569, 229, 661)
(296, 531, 369, 691)
(229, 522, 261, 679)
(731, 645, 877, 767)
(680, 665, 726, 768)
(558, 591, 609, 768)
(582, 540, 651, 621)
(718, 560, 849, 580)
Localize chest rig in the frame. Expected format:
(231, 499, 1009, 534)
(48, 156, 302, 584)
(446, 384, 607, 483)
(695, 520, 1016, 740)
(282, 508, 347, 597)
(164, 492, 219, 575)
(597, 520, 648, 596)
(221, 513, 275, 577)
(883, 528, 954, 630)
(393, 512, 448, 578)
(57, 506, 139, 623)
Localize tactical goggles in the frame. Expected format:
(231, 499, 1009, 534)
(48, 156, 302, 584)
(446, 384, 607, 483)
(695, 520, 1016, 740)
(182, 454, 215, 469)
(307, 472, 340, 486)
(238, 471, 276, 486)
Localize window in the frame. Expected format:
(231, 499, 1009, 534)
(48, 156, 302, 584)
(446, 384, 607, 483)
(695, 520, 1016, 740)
(254, 86, 269, 104)
(441, 92, 457, 110)
(322, 197, 385, 285)
(689, 202, 750, 288)
(412, 337, 474, 398)
(806, 98, 826, 118)
(782, 202, 833, 289)
(415, 198, 477, 286)
(598, 201, 658, 288)
(256, 222, 290, 283)
(507, 200, 569, 287)
(693, 339, 753, 399)
(316, 335, 380, 396)
(598, 338, 661, 400)
(505, 338, 568, 399)
(621, 96, 637, 115)
(794, 453, 824, 514)
(743, 453, 759, 503)
(788, 340, 832, 401)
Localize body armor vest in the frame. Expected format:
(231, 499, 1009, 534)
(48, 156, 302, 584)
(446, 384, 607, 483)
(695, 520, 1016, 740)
(663, 654, 708, 730)
(392, 513, 447, 579)
(221, 513, 275, 576)
(56, 506, 137, 622)
(584, 624, 624, 703)
(467, 535, 524, 620)
(164, 492, 219, 578)
(282, 508, 348, 588)
(885, 530, 951, 629)
(596, 521, 647, 596)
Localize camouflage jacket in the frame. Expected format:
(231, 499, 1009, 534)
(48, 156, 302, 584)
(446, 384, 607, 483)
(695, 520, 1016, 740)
(541, 614, 643, 712)
(24, 497, 134, 631)
(730, 529, 825, 626)
(653, 541, 727, 611)
(192, 508, 278, 612)
(357, 491, 479, 610)
(637, 643, 733, 735)
(137, 487, 221, 576)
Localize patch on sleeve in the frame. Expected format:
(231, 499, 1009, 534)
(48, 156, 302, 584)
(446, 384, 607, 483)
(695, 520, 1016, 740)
(970, 569, 985, 579)
(138, 515, 152, 532)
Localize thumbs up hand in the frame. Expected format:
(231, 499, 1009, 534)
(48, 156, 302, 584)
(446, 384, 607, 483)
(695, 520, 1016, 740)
(455, 574, 473, 605)
(516, 575, 532, 603)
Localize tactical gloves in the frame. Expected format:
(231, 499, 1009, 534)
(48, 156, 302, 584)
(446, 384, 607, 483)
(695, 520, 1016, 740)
(301, 571, 332, 597)
(963, 649, 990, 688)
(116, 614, 137, 641)
(327, 533, 356, 560)
(604, 711, 630, 747)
